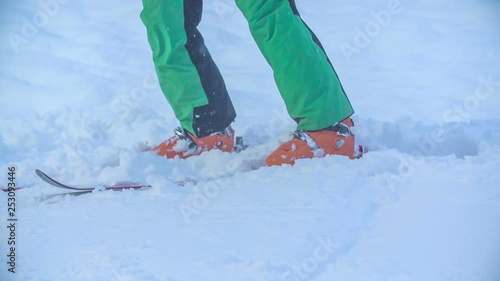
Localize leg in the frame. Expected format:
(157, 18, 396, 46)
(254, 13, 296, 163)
(141, 0, 236, 138)
(235, 0, 354, 131)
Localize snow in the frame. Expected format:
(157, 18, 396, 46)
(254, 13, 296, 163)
(1, 0, 500, 280)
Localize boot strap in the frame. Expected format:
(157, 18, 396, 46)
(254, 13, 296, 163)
(293, 122, 352, 156)
(293, 130, 323, 156)
(329, 122, 351, 137)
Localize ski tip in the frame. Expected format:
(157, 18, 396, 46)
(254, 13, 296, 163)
(35, 169, 52, 184)
(35, 169, 44, 177)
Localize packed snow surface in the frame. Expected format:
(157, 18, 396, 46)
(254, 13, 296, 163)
(1, 0, 500, 280)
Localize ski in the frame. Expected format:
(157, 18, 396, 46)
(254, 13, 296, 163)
(1, 185, 33, 192)
(35, 169, 152, 191)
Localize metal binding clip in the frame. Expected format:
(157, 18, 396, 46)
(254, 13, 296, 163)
(331, 122, 351, 137)
(293, 130, 324, 156)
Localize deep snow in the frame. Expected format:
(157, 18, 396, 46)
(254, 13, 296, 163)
(1, 0, 500, 280)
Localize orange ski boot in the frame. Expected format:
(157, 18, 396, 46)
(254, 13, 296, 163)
(265, 118, 363, 166)
(153, 126, 236, 159)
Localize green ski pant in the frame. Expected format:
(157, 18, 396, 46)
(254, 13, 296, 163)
(141, 0, 354, 138)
